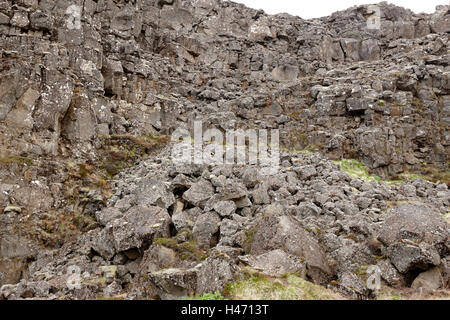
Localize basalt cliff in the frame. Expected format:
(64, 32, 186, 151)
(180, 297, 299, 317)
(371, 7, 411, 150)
(0, 0, 449, 300)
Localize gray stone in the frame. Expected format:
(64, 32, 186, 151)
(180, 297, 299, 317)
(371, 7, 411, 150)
(172, 207, 202, 232)
(10, 12, 29, 28)
(411, 267, 443, 291)
(213, 200, 236, 217)
(240, 249, 306, 277)
(193, 211, 221, 249)
(196, 253, 239, 295)
(110, 206, 171, 252)
(387, 241, 441, 274)
(378, 204, 449, 249)
(183, 179, 215, 209)
(250, 215, 333, 284)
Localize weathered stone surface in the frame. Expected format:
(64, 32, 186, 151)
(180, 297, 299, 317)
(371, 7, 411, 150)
(0, 0, 449, 301)
(213, 200, 236, 217)
(387, 241, 441, 274)
(250, 215, 333, 284)
(377, 260, 406, 288)
(411, 267, 443, 290)
(378, 204, 449, 250)
(359, 39, 381, 61)
(110, 206, 171, 252)
(430, 6, 450, 33)
(240, 249, 306, 277)
(193, 211, 221, 249)
(196, 253, 239, 295)
(140, 245, 178, 274)
(182, 179, 215, 209)
(172, 207, 202, 232)
(338, 272, 371, 299)
(340, 39, 361, 61)
(136, 179, 175, 210)
(147, 267, 198, 300)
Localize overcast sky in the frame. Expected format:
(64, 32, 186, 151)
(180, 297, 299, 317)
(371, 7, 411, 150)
(229, 0, 447, 19)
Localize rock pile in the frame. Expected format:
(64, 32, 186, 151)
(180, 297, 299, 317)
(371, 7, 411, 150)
(0, 0, 448, 299)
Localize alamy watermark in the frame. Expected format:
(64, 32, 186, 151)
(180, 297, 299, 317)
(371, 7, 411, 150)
(171, 121, 280, 175)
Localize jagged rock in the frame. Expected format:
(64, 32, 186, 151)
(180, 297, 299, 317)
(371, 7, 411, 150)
(10, 12, 29, 28)
(219, 219, 246, 247)
(196, 253, 239, 295)
(91, 228, 116, 261)
(193, 211, 221, 249)
(359, 39, 381, 61)
(182, 179, 215, 209)
(95, 208, 123, 227)
(172, 207, 202, 232)
(251, 182, 270, 205)
(135, 179, 175, 210)
(377, 260, 406, 288)
(213, 200, 236, 217)
(340, 39, 361, 61)
(387, 241, 441, 274)
(250, 215, 333, 284)
(296, 202, 322, 218)
(430, 6, 450, 33)
(110, 206, 171, 252)
(338, 272, 371, 299)
(29, 10, 54, 31)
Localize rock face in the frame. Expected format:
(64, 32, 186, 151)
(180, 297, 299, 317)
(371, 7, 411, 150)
(0, 0, 449, 300)
(250, 215, 333, 284)
(378, 204, 449, 274)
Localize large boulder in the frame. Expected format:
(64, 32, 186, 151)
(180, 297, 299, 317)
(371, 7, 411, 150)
(196, 252, 239, 295)
(387, 241, 441, 274)
(378, 204, 449, 254)
(250, 215, 333, 284)
(182, 179, 215, 209)
(193, 211, 221, 249)
(110, 206, 172, 252)
(411, 267, 444, 291)
(146, 267, 198, 300)
(378, 204, 448, 274)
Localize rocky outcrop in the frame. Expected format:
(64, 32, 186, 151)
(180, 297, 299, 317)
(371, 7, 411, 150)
(0, 0, 449, 300)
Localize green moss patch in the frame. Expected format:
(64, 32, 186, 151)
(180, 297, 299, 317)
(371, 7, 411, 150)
(153, 238, 208, 261)
(183, 291, 226, 300)
(99, 134, 170, 176)
(224, 271, 343, 300)
(334, 159, 380, 181)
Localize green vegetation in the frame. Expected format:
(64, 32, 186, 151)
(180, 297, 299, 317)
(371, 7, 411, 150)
(183, 291, 226, 301)
(334, 159, 380, 181)
(377, 294, 403, 300)
(224, 271, 343, 300)
(99, 134, 170, 176)
(153, 238, 208, 261)
(38, 210, 99, 247)
(388, 166, 450, 186)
